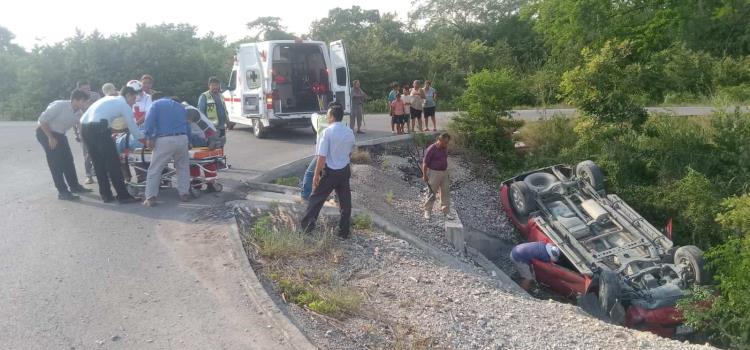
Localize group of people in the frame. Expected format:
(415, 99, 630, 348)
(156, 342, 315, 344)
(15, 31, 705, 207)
(298, 100, 453, 239)
(388, 80, 438, 134)
(36, 75, 230, 206)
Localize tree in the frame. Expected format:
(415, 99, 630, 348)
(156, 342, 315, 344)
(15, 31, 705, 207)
(245, 17, 295, 41)
(560, 40, 648, 125)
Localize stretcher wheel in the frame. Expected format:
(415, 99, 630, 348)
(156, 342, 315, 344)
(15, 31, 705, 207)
(127, 184, 142, 198)
(190, 186, 202, 198)
(213, 183, 223, 192)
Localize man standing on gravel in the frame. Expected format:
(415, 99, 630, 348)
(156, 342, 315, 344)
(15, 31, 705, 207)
(422, 133, 453, 220)
(510, 241, 561, 290)
(300, 102, 356, 238)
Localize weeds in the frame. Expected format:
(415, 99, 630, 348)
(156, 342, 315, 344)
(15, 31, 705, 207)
(352, 213, 373, 230)
(351, 148, 372, 164)
(385, 190, 395, 205)
(273, 176, 300, 187)
(244, 208, 362, 318)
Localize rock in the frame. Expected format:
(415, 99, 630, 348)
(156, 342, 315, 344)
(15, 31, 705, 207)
(111, 335, 121, 342)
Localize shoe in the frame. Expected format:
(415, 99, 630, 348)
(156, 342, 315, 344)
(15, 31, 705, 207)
(118, 196, 140, 204)
(337, 231, 350, 239)
(143, 197, 157, 207)
(102, 196, 115, 203)
(179, 194, 190, 202)
(444, 213, 456, 220)
(69, 185, 92, 193)
(357, 130, 365, 134)
(84, 177, 95, 184)
(423, 211, 431, 220)
(58, 192, 80, 201)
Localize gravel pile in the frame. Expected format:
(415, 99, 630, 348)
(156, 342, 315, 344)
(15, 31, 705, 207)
(257, 222, 714, 350)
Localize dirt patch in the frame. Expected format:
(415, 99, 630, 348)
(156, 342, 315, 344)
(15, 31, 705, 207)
(235, 206, 713, 350)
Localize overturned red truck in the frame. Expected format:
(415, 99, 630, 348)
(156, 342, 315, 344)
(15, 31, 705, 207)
(500, 161, 709, 337)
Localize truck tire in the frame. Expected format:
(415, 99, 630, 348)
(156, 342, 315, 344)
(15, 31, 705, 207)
(524, 172, 558, 192)
(598, 270, 621, 317)
(576, 160, 605, 192)
(675, 245, 709, 286)
(253, 119, 268, 139)
(509, 181, 537, 216)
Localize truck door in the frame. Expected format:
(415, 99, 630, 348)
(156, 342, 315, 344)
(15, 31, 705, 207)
(329, 40, 351, 113)
(238, 44, 264, 119)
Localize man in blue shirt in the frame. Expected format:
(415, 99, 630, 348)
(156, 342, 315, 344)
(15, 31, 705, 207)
(141, 95, 191, 207)
(79, 84, 145, 203)
(300, 102, 356, 238)
(510, 241, 561, 290)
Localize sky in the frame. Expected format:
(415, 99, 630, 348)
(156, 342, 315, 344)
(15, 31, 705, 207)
(1, 0, 407, 49)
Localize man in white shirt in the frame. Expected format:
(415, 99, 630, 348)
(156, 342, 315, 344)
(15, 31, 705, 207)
(300, 102, 356, 238)
(132, 77, 153, 124)
(36, 90, 91, 200)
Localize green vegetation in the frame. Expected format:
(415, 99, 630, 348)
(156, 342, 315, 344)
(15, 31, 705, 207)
(351, 213, 373, 230)
(247, 211, 361, 318)
(272, 176, 300, 188)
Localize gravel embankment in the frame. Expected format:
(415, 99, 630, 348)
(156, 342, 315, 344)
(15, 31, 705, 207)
(254, 220, 713, 350)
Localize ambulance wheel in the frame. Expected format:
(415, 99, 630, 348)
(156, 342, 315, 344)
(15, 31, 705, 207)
(253, 119, 268, 139)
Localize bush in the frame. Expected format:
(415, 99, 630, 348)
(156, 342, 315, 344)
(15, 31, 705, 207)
(364, 97, 390, 114)
(351, 213, 373, 230)
(560, 41, 648, 126)
(273, 176, 300, 187)
(681, 194, 750, 349)
(452, 69, 525, 165)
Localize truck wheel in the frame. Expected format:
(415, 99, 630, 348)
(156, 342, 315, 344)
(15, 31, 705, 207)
(524, 172, 558, 192)
(509, 181, 537, 216)
(598, 270, 621, 317)
(675, 245, 709, 286)
(253, 119, 268, 139)
(576, 160, 605, 192)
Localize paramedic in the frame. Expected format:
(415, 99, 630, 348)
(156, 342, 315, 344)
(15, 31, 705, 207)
(79, 83, 145, 204)
(75, 80, 101, 185)
(198, 77, 229, 137)
(132, 76, 153, 124)
(300, 102, 355, 238)
(510, 242, 561, 290)
(141, 96, 192, 207)
(36, 90, 91, 200)
(300, 102, 349, 200)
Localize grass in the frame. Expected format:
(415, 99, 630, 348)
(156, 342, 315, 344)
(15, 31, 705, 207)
(273, 176, 300, 187)
(244, 209, 361, 318)
(351, 148, 372, 164)
(352, 213, 373, 230)
(413, 132, 432, 149)
(385, 190, 395, 205)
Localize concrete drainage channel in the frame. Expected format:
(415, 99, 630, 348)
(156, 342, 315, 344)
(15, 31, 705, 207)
(249, 132, 528, 296)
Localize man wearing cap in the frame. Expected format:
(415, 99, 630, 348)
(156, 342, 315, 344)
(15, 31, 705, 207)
(36, 90, 92, 200)
(198, 77, 229, 137)
(132, 76, 153, 124)
(510, 241, 561, 290)
(79, 83, 145, 204)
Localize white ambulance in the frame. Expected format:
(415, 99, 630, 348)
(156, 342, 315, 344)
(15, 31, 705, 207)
(223, 39, 350, 138)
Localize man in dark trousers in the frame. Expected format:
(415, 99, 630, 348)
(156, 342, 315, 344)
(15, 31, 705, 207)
(36, 90, 92, 200)
(300, 102, 356, 238)
(79, 83, 145, 203)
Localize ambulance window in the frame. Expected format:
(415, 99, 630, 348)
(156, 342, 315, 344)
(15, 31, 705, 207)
(336, 67, 347, 86)
(228, 70, 237, 91)
(246, 69, 261, 89)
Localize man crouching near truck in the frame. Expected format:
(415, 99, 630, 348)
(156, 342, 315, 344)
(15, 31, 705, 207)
(510, 242, 561, 290)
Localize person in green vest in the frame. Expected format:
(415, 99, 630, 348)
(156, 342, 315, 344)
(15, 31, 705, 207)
(197, 76, 229, 137)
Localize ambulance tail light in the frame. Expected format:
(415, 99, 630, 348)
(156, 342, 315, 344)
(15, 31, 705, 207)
(265, 94, 273, 109)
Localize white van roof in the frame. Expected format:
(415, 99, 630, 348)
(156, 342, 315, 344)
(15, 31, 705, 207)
(238, 40, 326, 49)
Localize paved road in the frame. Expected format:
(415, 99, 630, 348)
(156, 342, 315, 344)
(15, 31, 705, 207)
(0, 121, 401, 350)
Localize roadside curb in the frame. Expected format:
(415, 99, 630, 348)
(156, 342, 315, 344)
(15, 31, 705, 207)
(225, 220, 317, 350)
